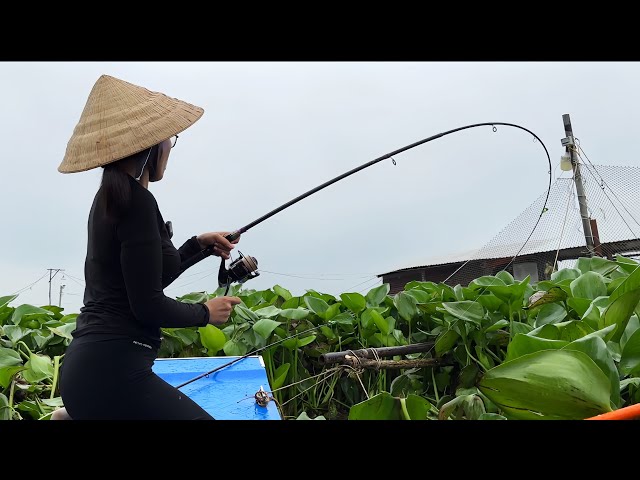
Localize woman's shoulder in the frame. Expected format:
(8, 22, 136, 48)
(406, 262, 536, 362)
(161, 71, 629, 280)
(127, 175, 158, 209)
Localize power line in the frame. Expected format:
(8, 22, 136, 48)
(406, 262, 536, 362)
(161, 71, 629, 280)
(11, 270, 50, 296)
(65, 272, 85, 283)
(258, 270, 373, 281)
(344, 275, 380, 292)
(358, 278, 382, 294)
(165, 270, 219, 291)
(65, 275, 86, 288)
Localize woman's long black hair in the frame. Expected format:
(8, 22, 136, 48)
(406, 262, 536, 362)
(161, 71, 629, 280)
(99, 144, 160, 220)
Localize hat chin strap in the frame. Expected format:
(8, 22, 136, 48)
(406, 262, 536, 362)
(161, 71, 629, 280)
(135, 147, 153, 181)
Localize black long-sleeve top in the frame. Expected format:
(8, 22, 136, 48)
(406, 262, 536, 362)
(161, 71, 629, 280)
(72, 175, 209, 347)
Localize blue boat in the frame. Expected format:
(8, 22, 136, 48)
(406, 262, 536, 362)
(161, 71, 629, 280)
(152, 356, 281, 420)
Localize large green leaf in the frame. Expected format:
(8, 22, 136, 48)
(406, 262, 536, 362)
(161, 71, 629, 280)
(486, 279, 530, 307)
(551, 268, 581, 282)
(403, 289, 434, 304)
(441, 301, 484, 325)
(22, 353, 54, 383)
(609, 264, 640, 303)
(59, 313, 79, 324)
(198, 325, 226, 354)
(402, 395, 432, 420)
(476, 294, 504, 313)
(511, 322, 533, 336)
(254, 305, 282, 318)
(575, 257, 620, 276)
(48, 322, 76, 340)
(234, 304, 259, 322)
(0, 347, 22, 368)
(621, 315, 640, 350)
(349, 392, 402, 420)
(394, 291, 418, 321)
(505, 334, 568, 362)
(600, 289, 640, 343)
(360, 308, 386, 330)
(287, 335, 317, 349)
(469, 276, 506, 289)
(563, 335, 620, 407)
(369, 309, 391, 335)
(478, 349, 612, 420)
(252, 319, 282, 339)
(0, 392, 10, 420)
(619, 328, 640, 376)
(615, 256, 640, 275)
(0, 366, 24, 389)
(223, 339, 248, 356)
(278, 308, 309, 320)
(534, 303, 567, 327)
(567, 297, 593, 318)
(273, 285, 292, 301)
(435, 329, 460, 356)
(171, 328, 198, 346)
(555, 320, 595, 342)
(485, 319, 509, 333)
(323, 303, 341, 321)
(607, 277, 627, 295)
(2, 325, 26, 345)
(495, 271, 514, 284)
(528, 324, 561, 340)
(0, 295, 17, 310)
(270, 363, 290, 391)
(365, 284, 390, 307)
(340, 293, 366, 313)
(280, 297, 300, 310)
(177, 292, 209, 304)
(304, 296, 330, 318)
(570, 272, 607, 300)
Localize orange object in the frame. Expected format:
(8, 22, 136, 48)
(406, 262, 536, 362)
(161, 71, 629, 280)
(586, 403, 640, 420)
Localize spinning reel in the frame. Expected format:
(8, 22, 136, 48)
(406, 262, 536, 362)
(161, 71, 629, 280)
(218, 250, 260, 289)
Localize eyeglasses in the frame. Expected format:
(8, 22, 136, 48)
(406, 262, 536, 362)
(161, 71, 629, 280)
(170, 134, 179, 149)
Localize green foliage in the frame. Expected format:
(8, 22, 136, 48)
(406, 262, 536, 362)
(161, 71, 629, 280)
(4, 255, 640, 420)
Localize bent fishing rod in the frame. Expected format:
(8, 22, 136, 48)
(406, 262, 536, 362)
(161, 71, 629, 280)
(176, 121, 553, 390)
(183, 122, 552, 278)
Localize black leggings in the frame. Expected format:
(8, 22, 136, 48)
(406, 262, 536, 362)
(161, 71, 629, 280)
(59, 336, 214, 420)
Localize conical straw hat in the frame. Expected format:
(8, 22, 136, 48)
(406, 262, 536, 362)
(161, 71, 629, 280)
(59, 74, 204, 173)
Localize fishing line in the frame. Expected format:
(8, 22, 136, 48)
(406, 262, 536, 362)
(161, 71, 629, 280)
(176, 322, 331, 390)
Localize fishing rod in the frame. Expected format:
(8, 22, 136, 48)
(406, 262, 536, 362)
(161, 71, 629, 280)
(176, 322, 331, 390)
(181, 122, 552, 285)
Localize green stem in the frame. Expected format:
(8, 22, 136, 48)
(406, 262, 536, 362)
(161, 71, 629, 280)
(431, 368, 440, 404)
(509, 306, 514, 341)
(50, 355, 61, 400)
(485, 347, 502, 363)
(400, 398, 411, 420)
(464, 342, 487, 372)
(8, 379, 16, 413)
(17, 341, 32, 360)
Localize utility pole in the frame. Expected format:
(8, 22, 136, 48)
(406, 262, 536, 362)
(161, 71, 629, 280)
(47, 268, 64, 306)
(58, 284, 65, 307)
(561, 114, 595, 256)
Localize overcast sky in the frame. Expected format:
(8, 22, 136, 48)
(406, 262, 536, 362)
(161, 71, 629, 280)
(1, 62, 638, 314)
